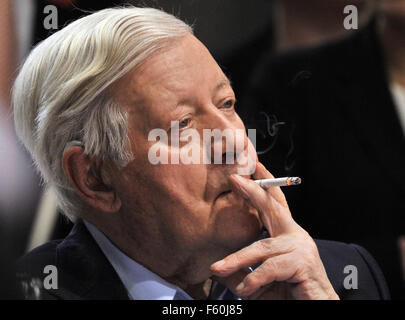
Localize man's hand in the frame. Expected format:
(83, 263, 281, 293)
(210, 162, 339, 300)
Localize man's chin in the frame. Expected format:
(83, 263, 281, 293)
(213, 207, 263, 251)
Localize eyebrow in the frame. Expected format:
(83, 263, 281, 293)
(214, 78, 232, 93)
(173, 77, 233, 111)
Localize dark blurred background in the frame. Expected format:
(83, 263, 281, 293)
(2, 0, 405, 299)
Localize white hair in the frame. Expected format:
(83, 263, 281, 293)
(12, 7, 192, 220)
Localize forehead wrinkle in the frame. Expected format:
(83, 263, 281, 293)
(118, 71, 177, 132)
(113, 37, 186, 107)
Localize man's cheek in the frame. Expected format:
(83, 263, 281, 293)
(179, 130, 204, 164)
(174, 163, 207, 196)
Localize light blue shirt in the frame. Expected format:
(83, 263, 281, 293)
(84, 220, 194, 300)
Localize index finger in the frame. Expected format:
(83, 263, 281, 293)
(253, 162, 289, 207)
(229, 163, 297, 237)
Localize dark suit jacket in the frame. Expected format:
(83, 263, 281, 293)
(240, 18, 405, 299)
(15, 220, 389, 300)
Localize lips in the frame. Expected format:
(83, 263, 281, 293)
(214, 174, 253, 202)
(218, 190, 232, 197)
(214, 188, 233, 203)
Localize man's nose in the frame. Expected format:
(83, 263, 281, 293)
(203, 110, 248, 165)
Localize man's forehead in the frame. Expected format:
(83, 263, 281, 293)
(114, 35, 232, 115)
(118, 69, 232, 112)
(123, 76, 232, 118)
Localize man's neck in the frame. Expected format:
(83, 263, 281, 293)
(85, 215, 216, 299)
(90, 214, 226, 300)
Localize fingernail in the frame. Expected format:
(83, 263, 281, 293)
(211, 260, 226, 269)
(235, 282, 245, 292)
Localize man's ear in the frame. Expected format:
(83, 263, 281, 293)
(62, 146, 122, 213)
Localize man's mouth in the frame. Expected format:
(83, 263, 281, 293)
(218, 190, 232, 197)
(215, 175, 253, 200)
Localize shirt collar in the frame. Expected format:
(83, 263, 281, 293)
(390, 82, 405, 138)
(83, 220, 193, 300)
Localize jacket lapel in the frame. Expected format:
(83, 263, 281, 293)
(55, 220, 129, 300)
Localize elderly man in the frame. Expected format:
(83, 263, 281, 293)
(14, 7, 388, 300)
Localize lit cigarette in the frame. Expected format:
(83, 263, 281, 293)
(254, 177, 301, 189)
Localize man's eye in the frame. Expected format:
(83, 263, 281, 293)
(223, 100, 234, 109)
(179, 118, 190, 128)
